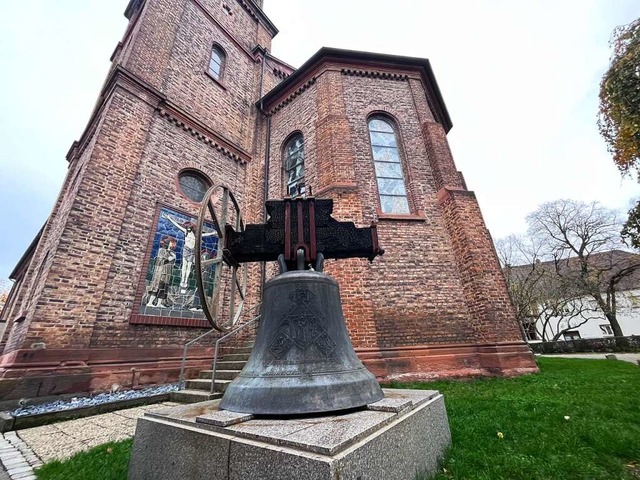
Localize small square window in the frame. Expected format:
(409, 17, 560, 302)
(563, 330, 581, 341)
(599, 324, 613, 336)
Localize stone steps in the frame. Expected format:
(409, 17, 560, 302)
(214, 360, 247, 370)
(186, 378, 231, 393)
(198, 369, 238, 381)
(220, 346, 253, 355)
(170, 389, 222, 403)
(219, 353, 250, 362)
(172, 341, 253, 404)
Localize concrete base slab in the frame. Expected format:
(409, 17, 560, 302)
(127, 389, 451, 480)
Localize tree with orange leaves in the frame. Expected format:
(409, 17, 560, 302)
(599, 17, 640, 174)
(599, 18, 640, 248)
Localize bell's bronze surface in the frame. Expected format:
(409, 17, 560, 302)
(219, 270, 384, 414)
(197, 195, 385, 415)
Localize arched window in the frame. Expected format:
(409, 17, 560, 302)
(284, 134, 305, 197)
(208, 45, 225, 81)
(178, 170, 210, 203)
(368, 117, 410, 214)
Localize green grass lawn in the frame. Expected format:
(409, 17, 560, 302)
(35, 358, 640, 480)
(35, 439, 133, 480)
(414, 357, 640, 480)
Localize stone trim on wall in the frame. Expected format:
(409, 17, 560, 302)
(341, 68, 409, 81)
(358, 341, 537, 381)
(267, 77, 317, 115)
(190, 0, 265, 61)
(158, 103, 251, 164)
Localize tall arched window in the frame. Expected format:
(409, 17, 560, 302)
(208, 45, 225, 81)
(368, 117, 410, 214)
(284, 134, 305, 197)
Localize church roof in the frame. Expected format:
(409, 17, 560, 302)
(258, 47, 453, 133)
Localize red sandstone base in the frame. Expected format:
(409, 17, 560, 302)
(0, 342, 537, 402)
(0, 347, 216, 402)
(359, 341, 538, 381)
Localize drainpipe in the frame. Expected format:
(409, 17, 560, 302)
(258, 49, 271, 298)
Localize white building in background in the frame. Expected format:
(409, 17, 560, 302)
(533, 289, 640, 342)
(508, 250, 640, 342)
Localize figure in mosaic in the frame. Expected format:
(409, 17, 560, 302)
(164, 213, 216, 293)
(146, 235, 177, 308)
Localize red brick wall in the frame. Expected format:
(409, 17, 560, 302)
(2, 98, 112, 352)
(2, 0, 277, 355)
(266, 63, 522, 350)
(1, 0, 531, 389)
(119, 0, 277, 153)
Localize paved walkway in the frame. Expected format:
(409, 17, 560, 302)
(539, 352, 640, 364)
(0, 402, 178, 480)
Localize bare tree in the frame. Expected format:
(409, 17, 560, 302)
(531, 272, 600, 341)
(497, 234, 600, 341)
(526, 199, 640, 337)
(497, 234, 544, 339)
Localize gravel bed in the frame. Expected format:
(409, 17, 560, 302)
(8, 384, 179, 417)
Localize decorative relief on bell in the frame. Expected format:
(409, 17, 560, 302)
(268, 287, 337, 359)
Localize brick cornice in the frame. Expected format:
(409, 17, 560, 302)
(67, 65, 166, 164)
(436, 186, 474, 204)
(259, 47, 453, 132)
(158, 101, 251, 164)
(314, 182, 359, 197)
(67, 66, 251, 166)
(341, 68, 408, 81)
(266, 76, 317, 115)
(235, 0, 278, 37)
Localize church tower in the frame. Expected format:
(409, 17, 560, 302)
(0, 0, 536, 400)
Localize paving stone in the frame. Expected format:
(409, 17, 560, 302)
(58, 423, 113, 442)
(11, 473, 35, 480)
(10, 470, 35, 479)
(21, 434, 81, 463)
(3, 401, 177, 465)
(83, 432, 132, 450)
(2, 458, 25, 468)
(87, 412, 126, 428)
(0, 451, 20, 458)
(196, 410, 253, 427)
(367, 397, 412, 413)
(7, 466, 32, 476)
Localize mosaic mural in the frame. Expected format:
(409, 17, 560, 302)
(139, 206, 218, 319)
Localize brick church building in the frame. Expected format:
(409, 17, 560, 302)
(0, 0, 536, 400)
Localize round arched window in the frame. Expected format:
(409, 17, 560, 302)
(178, 170, 210, 202)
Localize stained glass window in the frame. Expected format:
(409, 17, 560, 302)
(284, 134, 305, 197)
(368, 117, 410, 214)
(208, 46, 225, 81)
(179, 170, 210, 203)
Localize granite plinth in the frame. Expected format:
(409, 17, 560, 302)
(127, 389, 451, 480)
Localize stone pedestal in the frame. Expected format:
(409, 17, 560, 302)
(128, 389, 451, 480)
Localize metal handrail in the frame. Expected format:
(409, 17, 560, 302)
(178, 327, 219, 390)
(210, 308, 261, 394)
(177, 303, 261, 391)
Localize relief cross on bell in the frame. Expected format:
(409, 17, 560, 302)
(195, 187, 385, 415)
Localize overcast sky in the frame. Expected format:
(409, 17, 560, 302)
(0, 0, 638, 281)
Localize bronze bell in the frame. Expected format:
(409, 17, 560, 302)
(219, 269, 384, 415)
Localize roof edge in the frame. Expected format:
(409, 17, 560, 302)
(10, 225, 44, 281)
(258, 47, 452, 132)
